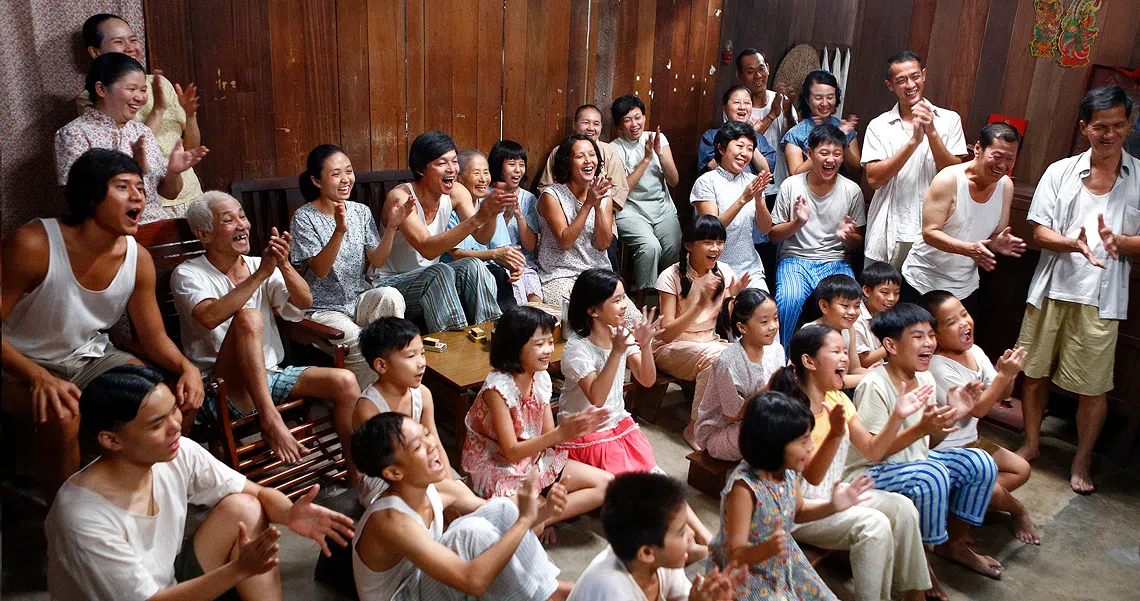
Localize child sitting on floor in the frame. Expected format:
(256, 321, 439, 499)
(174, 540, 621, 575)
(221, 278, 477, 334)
(845, 303, 1003, 594)
(462, 305, 612, 536)
(855, 261, 901, 368)
(562, 267, 714, 553)
(655, 214, 751, 451)
(710, 391, 875, 601)
(798, 274, 868, 386)
(769, 325, 934, 601)
(353, 317, 452, 507)
(696, 288, 785, 460)
(919, 290, 1039, 545)
(568, 472, 743, 601)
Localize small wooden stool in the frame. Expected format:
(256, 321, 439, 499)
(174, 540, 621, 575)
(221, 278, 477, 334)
(686, 450, 738, 498)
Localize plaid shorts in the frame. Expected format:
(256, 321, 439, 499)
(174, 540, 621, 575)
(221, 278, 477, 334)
(199, 365, 310, 422)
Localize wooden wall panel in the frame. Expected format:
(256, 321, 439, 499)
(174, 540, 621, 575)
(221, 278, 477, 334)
(451, 0, 479, 151)
(267, 0, 310, 178)
(231, 0, 276, 180)
(336, 0, 371, 170)
(187, 0, 240, 191)
(367, 0, 407, 171)
(476, 0, 504, 155)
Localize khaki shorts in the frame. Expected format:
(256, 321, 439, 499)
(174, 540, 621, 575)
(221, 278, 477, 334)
(1016, 298, 1117, 396)
(37, 345, 138, 390)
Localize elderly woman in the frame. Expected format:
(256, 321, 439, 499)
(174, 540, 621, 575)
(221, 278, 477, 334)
(289, 144, 408, 389)
(77, 13, 203, 211)
(782, 69, 862, 175)
(56, 52, 206, 223)
(698, 85, 777, 175)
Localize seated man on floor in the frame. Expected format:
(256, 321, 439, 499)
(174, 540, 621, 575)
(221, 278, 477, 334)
(351, 412, 569, 601)
(172, 191, 361, 475)
(2, 149, 204, 485)
(46, 365, 355, 601)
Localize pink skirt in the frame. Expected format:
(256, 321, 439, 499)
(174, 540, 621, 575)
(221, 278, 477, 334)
(559, 416, 658, 474)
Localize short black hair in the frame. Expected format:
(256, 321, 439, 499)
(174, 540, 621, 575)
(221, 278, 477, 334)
(488, 139, 528, 186)
(1079, 85, 1133, 125)
(80, 365, 166, 441)
(82, 13, 123, 49)
(298, 144, 348, 201)
(885, 50, 923, 77)
(861, 261, 902, 289)
(351, 412, 408, 482)
(574, 104, 602, 121)
(85, 51, 145, 100)
(718, 287, 774, 339)
(722, 84, 752, 109)
(768, 324, 842, 406)
(408, 131, 458, 180)
(489, 306, 556, 374)
(798, 70, 842, 120)
(917, 290, 958, 328)
(601, 472, 688, 561)
(734, 48, 763, 75)
(611, 94, 646, 126)
(568, 268, 624, 337)
(978, 122, 1022, 150)
(870, 302, 934, 344)
(796, 274, 863, 330)
(739, 391, 814, 472)
(713, 120, 757, 163)
(678, 214, 727, 300)
(62, 149, 145, 226)
(552, 134, 602, 184)
(359, 317, 421, 369)
(807, 123, 847, 150)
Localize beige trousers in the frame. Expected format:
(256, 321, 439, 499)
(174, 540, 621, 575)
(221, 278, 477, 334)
(652, 340, 728, 421)
(309, 287, 406, 389)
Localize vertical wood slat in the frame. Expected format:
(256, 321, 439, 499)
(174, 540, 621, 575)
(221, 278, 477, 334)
(523, 0, 550, 184)
(405, 0, 426, 151)
(336, 0, 371, 169)
(922, 0, 964, 108)
(231, 0, 277, 179)
(475, 0, 505, 154)
(451, 0, 479, 151)
(188, 0, 240, 192)
(501, 0, 529, 146)
(302, 0, 341, 149)
(544, 2, 573, 149)
(268, 0, 311, 177)
(945, 0, 992, 119)
(367, 0, 407, 170)
(906, 0, 938, 59)
(423, 0, 454, 136)
(964, 0, 1019, 138)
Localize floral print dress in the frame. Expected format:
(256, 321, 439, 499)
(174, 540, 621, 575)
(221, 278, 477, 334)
(710, 464, 836, 601)
(462, 370, 567, 498)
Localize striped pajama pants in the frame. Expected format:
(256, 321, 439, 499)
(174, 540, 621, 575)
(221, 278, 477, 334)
(864, 448, 998, 545)
(376, 257, 501, 334)
(775, 257, 855, 348)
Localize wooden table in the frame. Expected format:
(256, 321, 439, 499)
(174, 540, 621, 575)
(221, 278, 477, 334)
(422, 322, 566, 453)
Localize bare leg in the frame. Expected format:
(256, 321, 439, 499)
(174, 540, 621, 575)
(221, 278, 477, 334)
(555, 460, 611, 522)
(924, 556, 949, 601)
(1015, 375, 1048, 462)
(213, 308, 305, 464)
(193, 493, 282, 601)
(988, 448, 1039, 544)
(287, 367, 362, 485)
(549, 581, 574, 601)
(1071, 393, 1107, 494)
(933, 518, 1002, 579)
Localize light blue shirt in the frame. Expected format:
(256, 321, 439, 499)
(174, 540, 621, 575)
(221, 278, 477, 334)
(444, 201, 511, 262)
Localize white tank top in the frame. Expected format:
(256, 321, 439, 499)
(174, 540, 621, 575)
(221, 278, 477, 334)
(5, 219, 137, 362)
(357, 386, 424, 506)
(353, 484, 444, 601)
(375, 183, 452, 278)
(903, 171, 1005, 298)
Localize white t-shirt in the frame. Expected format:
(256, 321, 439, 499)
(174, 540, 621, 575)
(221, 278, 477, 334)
(928, 345, 997, 449)
(172, 255, 305, 371)
(566, 546, 691, 601)
(689, 167, 767, 284)
(558, 337, 638, 430)
(1044, 183, 1112, 306)
(845, 367, 938, 479)
(46, 441, 247, 601)
(862, 103, 967, 262)
(772, 173, 866, 261)
(721, 92, 797, 195)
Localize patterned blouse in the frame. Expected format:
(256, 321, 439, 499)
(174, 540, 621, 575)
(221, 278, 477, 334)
(536, 183, 610, 284)
(288, 201, 380, 315)
(462, 370, 567, 498)
(54, 107, 180, 223)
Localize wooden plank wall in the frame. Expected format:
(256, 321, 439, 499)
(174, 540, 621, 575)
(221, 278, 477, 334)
(142, 0, 723, 208)
(716, 0, 1140, 186)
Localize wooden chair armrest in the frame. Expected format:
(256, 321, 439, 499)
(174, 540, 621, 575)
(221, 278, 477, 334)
(277, 317, 345, 344)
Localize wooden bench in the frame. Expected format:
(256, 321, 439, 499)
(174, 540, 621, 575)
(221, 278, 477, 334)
(628, 374, 686, 423)
(686, 450, 738, 498)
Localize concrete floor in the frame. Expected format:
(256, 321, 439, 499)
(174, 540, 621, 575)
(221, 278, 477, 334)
(4, 385, 1139, 600)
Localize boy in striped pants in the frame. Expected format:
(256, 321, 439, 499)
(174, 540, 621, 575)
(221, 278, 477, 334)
(844, 303, 1002, 597)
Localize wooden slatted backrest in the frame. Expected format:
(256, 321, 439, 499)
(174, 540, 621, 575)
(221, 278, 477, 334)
(134, 219, 205, 348)
(229, 170, 415, 251)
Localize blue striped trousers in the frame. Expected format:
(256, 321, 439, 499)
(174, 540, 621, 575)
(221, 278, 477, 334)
(865, 448, 998, 545)
(775, 257, 855, 348)
(376, 257, 501, 334)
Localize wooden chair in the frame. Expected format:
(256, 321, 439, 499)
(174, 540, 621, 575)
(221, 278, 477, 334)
(136, 219, 349, 499)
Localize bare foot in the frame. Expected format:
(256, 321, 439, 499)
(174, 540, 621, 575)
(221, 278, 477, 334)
(1070, 456, 1095, 494)
(262, 417, 307, 464)
(1012, 510, 1041, 545)
(1014, 443, 1039, 463)
(686, 542, 709, 565)
(903, 590, 926, 601)
(934, 542, 1002, 579)
(924, 565, 949, 601)
(683, 422, 702, 452)
(539, 525, 558, 545)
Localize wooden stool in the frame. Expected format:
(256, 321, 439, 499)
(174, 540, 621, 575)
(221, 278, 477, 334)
(686, 450, 738, 498)
(313, 488, 365, 599)
(630, 374, 678, 423)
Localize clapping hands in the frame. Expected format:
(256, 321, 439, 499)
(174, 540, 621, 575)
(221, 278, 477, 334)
(831, 474, 874, 512)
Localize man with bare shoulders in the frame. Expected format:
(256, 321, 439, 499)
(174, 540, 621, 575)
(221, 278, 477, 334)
(352, 412, 569, 601)
(2, 149, 204, 489)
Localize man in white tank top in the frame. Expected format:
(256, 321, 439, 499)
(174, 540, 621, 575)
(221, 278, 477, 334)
(900, 123, 1026, 314)
(352, 413, 567, 601)
(2, 150, 204, 457)
(173, 192, 362, 475)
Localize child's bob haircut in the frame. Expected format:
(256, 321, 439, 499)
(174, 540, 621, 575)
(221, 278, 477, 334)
(601, 472, 688, 561)
(739, 391, 814, 472)
(568, 268, 625, 338)
(860, 261, 902, 290)
(351, 412, 409, 482)
(360, 317, 421, 369)
(489, 306, 557, 374)
(869, 302, 935, 344)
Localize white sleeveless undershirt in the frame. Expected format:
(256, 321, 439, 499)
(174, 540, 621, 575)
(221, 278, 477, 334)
(5, 218, 137, 362)
(357, 386, 424, 506)
(375, 183, 452, 278)
(352, 484, 444, 601)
